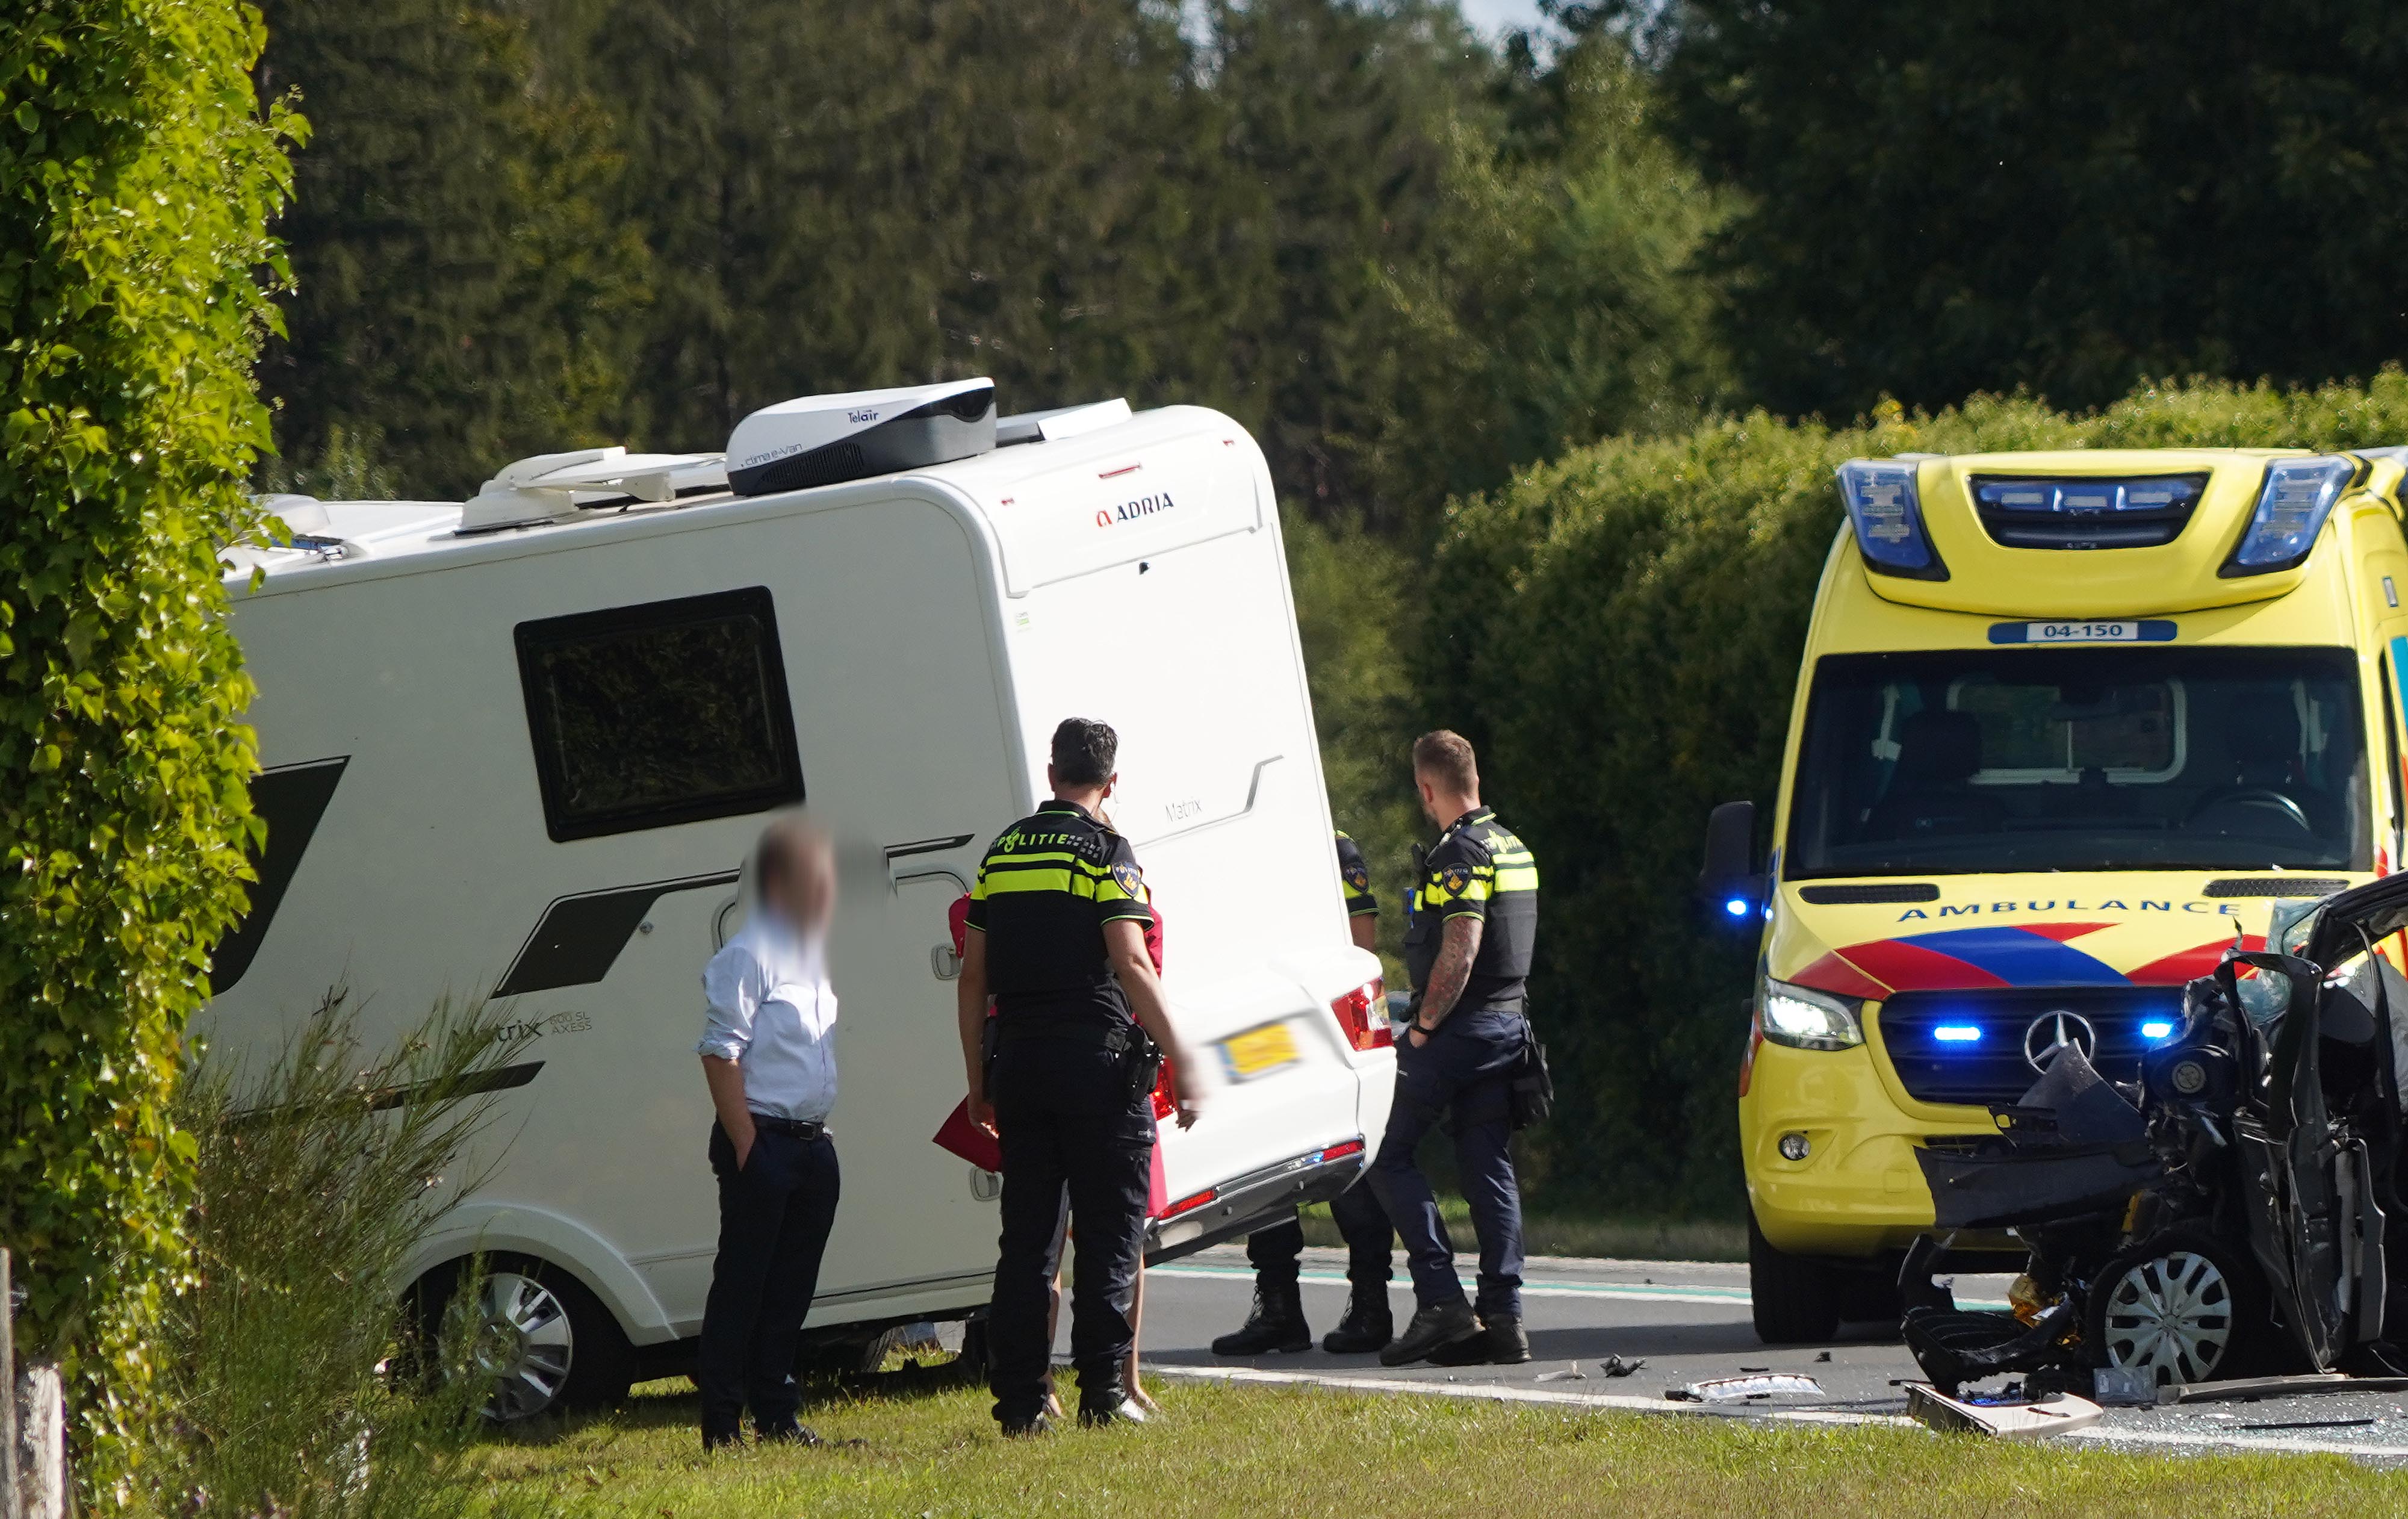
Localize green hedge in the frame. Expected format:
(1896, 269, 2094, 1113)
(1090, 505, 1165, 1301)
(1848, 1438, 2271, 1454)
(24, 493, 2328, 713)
(1427, 372, 2408, 1210)
(0, 0, 291, 1478)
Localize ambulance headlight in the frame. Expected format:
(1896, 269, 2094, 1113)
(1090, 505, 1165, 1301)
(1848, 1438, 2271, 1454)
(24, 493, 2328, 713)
(1758, 978, 1866, 1052)
(2223, 456, 2354, 576)
(1837, 459, 1947, 581)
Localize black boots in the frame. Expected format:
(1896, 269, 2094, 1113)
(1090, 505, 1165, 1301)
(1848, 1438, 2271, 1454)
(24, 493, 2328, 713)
(1425, 1313, 1530, 1366)
(1321, 1288, 1394, 1353)
(1211, 1282, 1312, 1355)
(1379, 1299, 1480, 1366)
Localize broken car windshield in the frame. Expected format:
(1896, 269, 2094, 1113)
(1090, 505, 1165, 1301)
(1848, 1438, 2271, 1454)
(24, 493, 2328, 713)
(1786, 646, 2369, 877)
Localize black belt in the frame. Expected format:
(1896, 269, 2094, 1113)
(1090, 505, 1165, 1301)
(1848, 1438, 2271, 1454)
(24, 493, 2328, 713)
(995, 1013, 1141, 1050)
(749, 1114, 828, 1140)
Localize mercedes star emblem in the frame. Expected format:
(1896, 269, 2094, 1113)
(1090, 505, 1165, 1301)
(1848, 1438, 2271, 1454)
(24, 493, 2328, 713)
(2023, 1010, 2097, 1073)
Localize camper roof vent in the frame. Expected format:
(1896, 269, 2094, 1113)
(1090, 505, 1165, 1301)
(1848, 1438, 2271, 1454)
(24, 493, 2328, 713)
(459, 447, 728, 533)
(724, 377, 996, 497)
(998, 397, 1131, 446)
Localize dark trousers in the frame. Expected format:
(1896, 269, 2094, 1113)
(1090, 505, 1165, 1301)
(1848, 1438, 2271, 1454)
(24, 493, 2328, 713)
(1366, 1007, 1527, 1320)
(988, 1039, 1153, 1424)
(698, 1120, 840, 1437)
(1245, 1182, 1394, 1291)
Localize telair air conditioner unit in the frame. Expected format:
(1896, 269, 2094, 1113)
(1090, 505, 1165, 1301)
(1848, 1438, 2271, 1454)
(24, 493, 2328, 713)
(724, 377, 997, 497)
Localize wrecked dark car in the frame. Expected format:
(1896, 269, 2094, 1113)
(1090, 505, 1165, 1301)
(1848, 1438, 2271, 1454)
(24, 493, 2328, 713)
(1901, 875, 2408, 1393)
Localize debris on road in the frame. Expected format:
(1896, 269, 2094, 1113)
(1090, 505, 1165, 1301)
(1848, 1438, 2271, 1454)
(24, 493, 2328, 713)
(1536, 1365, 1587, 1383)
(1813, 1350, 1832, 1363)
(2161, 1374, 2408, 1405)
(1598, 1356, 1645, 1379)
(1905, 1384, 2102, 1439)
(2090, 1367, 2157, 1407)
(2236, 1417, 2380, 1432)
(1667, 1374, 1825, 1403)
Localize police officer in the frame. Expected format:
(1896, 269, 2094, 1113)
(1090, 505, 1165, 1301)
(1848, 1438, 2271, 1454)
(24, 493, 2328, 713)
(956, 717, 1202, 1435)
(1367, 730, 1538, 1367)
(1210, 830, 1396, 1355)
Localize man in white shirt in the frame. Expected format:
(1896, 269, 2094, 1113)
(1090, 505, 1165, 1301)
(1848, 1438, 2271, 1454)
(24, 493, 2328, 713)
(695, 816, 842, 1450)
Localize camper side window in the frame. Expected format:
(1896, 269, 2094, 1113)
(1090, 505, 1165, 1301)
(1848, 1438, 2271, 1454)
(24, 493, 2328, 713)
(514, 586, 805, 841)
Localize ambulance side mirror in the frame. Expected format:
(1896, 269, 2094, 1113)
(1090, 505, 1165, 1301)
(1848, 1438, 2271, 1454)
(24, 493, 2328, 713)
(1698, 800, 1763, 929)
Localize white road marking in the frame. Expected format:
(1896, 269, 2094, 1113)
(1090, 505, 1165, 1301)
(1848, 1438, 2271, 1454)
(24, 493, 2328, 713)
(1151, 1263, 2011, 1312)
(1152, 1263, 1749, 1306)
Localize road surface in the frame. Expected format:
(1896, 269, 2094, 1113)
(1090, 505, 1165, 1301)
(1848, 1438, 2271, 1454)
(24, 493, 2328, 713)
(1109, 1244, 2408, 1461)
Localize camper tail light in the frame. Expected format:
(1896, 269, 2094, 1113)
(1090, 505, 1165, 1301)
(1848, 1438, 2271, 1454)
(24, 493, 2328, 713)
(1758, 977, 1865, 1052)
(2224, 456, 2355, 575)
(1318, 1137, 1367, 1163)
(1329, 978, 1392, 1051)
(1837, 459, 1947, 580)
(1162, 1185, 1218, 1219)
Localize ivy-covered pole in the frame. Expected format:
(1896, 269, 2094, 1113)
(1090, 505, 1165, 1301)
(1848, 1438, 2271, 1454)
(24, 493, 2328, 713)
(0, 0, 294, 1486)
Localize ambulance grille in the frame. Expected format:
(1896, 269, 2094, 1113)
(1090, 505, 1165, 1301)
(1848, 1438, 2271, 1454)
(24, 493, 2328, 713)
(1878, 987, 2179, 1108)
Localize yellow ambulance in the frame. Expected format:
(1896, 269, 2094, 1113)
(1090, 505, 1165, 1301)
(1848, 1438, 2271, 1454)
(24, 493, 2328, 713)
(1702, 446, 2408, 1341)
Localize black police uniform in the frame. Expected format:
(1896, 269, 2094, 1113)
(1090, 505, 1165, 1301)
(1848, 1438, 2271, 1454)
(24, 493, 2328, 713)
(1214, 831, 1396, 1355)
(1367, 806, 1537, 1329)
(967, 799, 1157, 1426)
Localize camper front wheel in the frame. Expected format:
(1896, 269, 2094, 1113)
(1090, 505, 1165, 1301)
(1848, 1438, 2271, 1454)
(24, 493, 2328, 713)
(410, 1255, 639, 1420)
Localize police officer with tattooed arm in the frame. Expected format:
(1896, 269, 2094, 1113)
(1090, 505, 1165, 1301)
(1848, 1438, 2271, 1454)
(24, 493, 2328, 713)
(1367, 730, 1541, 1367)
(957, 717, 1205, 1436)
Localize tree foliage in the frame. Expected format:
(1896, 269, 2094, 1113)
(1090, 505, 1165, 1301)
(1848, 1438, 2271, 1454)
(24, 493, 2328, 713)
(1658, 1, 2408, 420)
(1361, 30, 1732, 532)
(0, 0, 290, 1475)
(250, 2, 1714, 530)
(1430, 371, 2408, 1210)
(256, 0, 646, 499)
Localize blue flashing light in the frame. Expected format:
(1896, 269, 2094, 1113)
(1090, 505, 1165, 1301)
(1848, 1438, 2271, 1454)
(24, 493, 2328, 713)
(2141, 1019, 2176, 1041)
(1932, 1024, 1982, 1044)
(1724, 896, 1751, 918)
(1837, 459, 1947, 580)
(1973, 476, 2207, 518)
(2226, 456, 2354, 574)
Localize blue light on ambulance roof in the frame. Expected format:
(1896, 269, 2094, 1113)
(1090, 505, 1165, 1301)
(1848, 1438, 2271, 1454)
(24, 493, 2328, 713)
(2226, 456, 2354, 575)
(1836, 459, 1946, 581)
(2141, 1020, 2176, 1041)
(1972, 476, 2208, 517)
(1933, 1025, 1982, 1044)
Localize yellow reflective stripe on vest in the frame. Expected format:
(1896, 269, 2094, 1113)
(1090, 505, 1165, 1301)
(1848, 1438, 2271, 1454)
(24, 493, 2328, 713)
(977, 868, 1097, 898)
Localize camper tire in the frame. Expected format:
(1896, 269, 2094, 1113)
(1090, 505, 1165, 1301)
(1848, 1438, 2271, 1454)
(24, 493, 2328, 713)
(409, 1255, 638, 1421)
(2086, 1226, 2268, 1387)
(1748, 1211, 1842, 1344)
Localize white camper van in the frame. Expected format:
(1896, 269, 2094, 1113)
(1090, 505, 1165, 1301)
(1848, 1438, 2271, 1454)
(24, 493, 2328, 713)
(209, 385, 1395, 1417)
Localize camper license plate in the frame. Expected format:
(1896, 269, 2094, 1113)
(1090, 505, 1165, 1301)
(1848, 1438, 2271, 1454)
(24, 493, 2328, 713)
(1219, 1022, 1300, 1083)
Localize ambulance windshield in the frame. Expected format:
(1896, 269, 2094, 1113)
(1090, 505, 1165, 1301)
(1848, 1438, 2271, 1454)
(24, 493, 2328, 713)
(1786, 646, 2370, 877)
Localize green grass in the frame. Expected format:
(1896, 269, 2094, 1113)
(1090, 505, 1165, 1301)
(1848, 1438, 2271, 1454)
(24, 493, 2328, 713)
(1297, 1199, 1748, 1262)
(469, 1374, 2408, 1517)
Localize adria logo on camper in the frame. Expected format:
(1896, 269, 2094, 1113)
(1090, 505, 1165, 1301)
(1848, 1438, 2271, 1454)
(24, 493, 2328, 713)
(1094, 490, 1177, 529)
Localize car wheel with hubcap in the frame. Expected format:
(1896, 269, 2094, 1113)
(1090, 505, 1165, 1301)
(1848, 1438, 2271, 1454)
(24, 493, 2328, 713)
(2087, 1227, 2264, 1387)
(411, 1256, 636, 1421)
